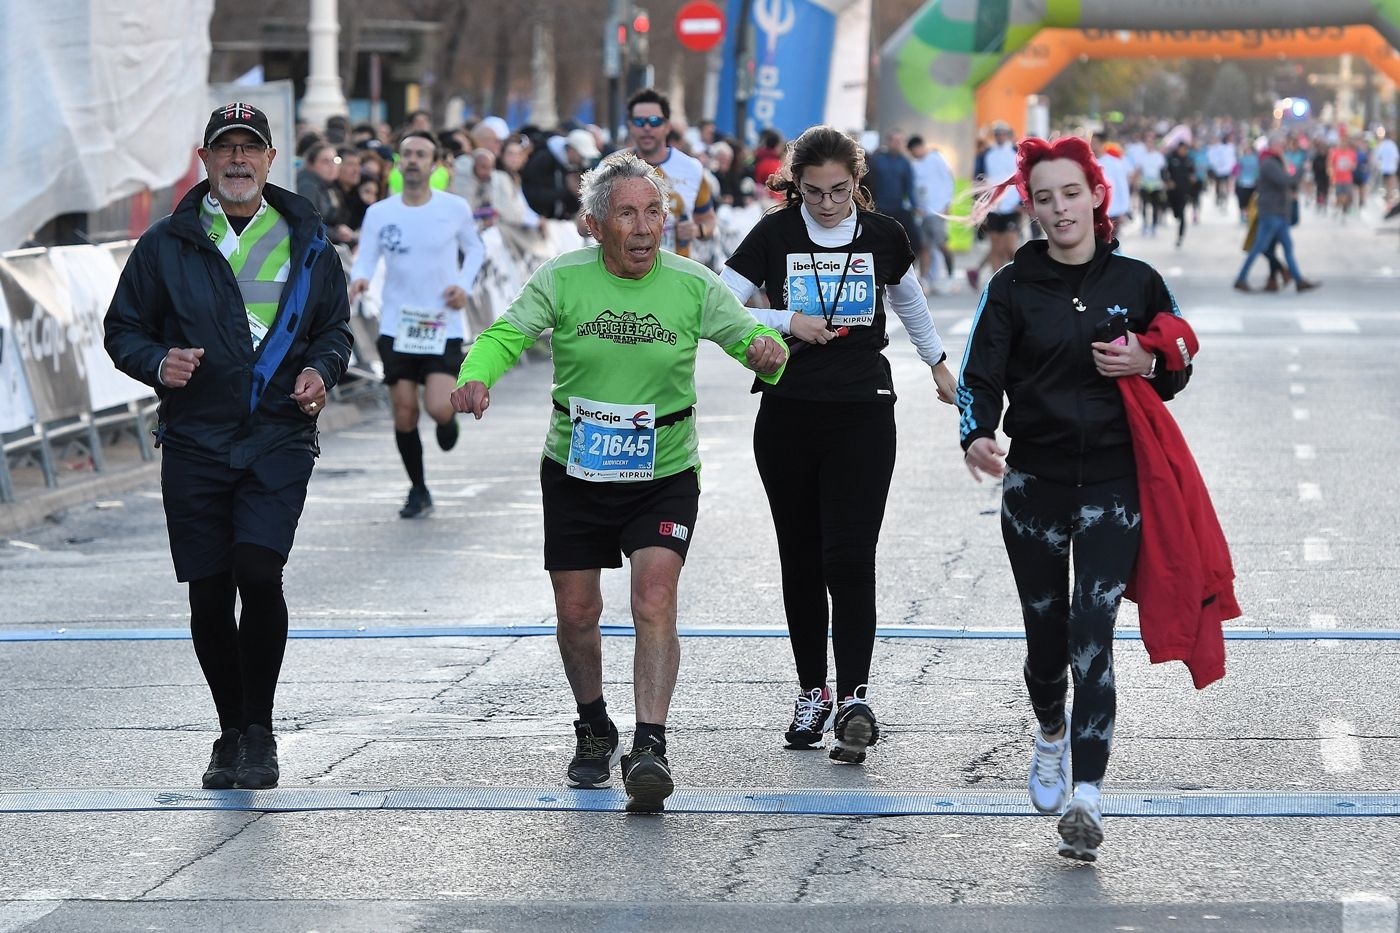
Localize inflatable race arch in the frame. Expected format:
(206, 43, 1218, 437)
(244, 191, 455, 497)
(879, 0, 1400, 174)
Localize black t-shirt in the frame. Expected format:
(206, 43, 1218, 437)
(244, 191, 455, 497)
(1045, 255, 1090, 299)
(725, 206, 915, 402)
(226, 213, 254, 235)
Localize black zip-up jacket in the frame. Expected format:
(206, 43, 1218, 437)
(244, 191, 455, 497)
(957, 238, 1191, 485)
(104, 181, 353, 469)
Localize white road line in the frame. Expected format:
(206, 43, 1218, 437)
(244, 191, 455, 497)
(1189, 315, 1244, 334)
(1319, 719, 1362, 773)
(1295, 444, 1316, 461)
(1310, 613, 1339, 650)
(1293, 408, 1311, 421)
(1286, 362, 1302, 374)
(1289, 383, 1307, 396)
(1304, 538, 1333, 561)
(949, 317, 973, 336)
(1299, 482, 1322, 501)
(0, 901, 61, 932)
(1342, 893, 1398, 932)
(1299, 315, 1361, 334)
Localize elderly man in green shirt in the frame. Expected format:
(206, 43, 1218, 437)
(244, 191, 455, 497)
(452, 150, 786, 812)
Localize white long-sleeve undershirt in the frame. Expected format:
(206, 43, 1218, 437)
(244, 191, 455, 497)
(720, 203, 945, 366)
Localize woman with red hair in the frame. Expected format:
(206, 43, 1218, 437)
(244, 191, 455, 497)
(958, 135, 1194, 861)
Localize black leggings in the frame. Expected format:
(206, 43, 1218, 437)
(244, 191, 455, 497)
(753, 395, 896, 699)
(187, 544, 290, 731)
(1000, 468, 1140, 786)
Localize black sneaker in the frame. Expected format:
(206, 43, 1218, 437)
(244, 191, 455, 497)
(201, 728, 240, 789)
(235, 724, 279, 789)
(567, 719, 621, 788)
(621, 745, 674, 813)
(399, 485, 433, 519)
(435, 417, 460, 452)
(829, 685, 880, 764)
(784, 685, 835, 749)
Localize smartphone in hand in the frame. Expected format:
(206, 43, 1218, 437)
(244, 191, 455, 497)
(1094, 314, 1128, 346)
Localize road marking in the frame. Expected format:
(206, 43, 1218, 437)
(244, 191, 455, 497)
(1342, 894, 1398, 933)
(1310, 613, 1339, 651)
(1189, 316, 1244, 334)
(1304, 538, 1333, 561)
(1299, 315, 1361, 334)
(1295, 444, 1316, 460)
(1286, 363, 1302, 374)
(0, 902, 61, 932)
(949, 317, 973, 336)
(1299, 482, 1322, 501)
(1, 786, 1399, 817)
(1289, 383, 1307, 396)
(1293, 408, 1310, 421)
(1319, 720, 1362, 773)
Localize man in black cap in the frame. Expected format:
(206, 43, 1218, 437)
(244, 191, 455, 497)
(104, 103, 353, 790)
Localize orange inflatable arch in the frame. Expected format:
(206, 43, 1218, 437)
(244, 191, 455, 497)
(977, 26, 1400, 137)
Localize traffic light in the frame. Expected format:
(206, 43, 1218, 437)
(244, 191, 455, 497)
(630, 8, 650, 58)
(632, 11, 649, 34)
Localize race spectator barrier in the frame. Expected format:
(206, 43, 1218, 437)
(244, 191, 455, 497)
(0, 206, 762, 504)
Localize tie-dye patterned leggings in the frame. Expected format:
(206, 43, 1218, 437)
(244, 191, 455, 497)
(1000, 467, 1141, 786)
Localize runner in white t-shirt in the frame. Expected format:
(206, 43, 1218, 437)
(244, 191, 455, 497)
(1375, 134, 1399, 204)
(625, 88, 716, 256)
(907, 135, 956, 289)
(349, 131, 485, 518)
(1092, 133, 1133, 231)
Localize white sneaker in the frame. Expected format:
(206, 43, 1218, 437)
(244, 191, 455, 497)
(1057, 784, 1104, 861)
(1028, 725, 1071, 814)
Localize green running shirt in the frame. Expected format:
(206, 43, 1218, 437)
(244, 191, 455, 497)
(458, 247, 785, 479)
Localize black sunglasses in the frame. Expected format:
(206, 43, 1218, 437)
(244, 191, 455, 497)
(630, 116, 666, 128)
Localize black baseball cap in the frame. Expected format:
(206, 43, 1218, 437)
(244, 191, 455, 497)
(205, 102, 272, 148)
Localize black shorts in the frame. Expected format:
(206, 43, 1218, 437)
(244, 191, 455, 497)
(376, 335, 466, 385)
(161, 446, 316, 582)
(540, 456, 700, 571)
(982, 211, 1021, 234)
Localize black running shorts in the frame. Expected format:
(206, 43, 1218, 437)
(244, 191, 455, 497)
(540, 456, 699, 571)
(376, 335, 466, 385)
(161, 446, 316, 582)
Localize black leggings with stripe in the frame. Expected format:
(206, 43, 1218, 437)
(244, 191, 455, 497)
(1000, 468, 1140, 786)
(754, 395, 896, 700)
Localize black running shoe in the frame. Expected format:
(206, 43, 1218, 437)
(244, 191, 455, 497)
(784, 685, 835, 749)
(567, 719, 621, 788)
(829, 685, 880, 764)
(201, 728, 240, 789)
(435, 417, 460, 452)
(399, 485, 433, 519)
(621, 745, 674, 813)
(235, 724, 279, 789)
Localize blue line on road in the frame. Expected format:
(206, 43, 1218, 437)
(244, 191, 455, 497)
(1, 786, 1397, 817)
(2, 624, 1399, 643)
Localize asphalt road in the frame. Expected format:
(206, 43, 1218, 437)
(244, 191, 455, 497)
(2, 197, 1398, 933)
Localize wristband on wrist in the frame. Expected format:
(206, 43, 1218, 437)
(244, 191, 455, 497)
(1144, 354, 1157, 379)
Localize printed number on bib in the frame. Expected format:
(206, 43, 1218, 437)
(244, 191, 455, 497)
(567, 398, 656, 483)
(393, 307, 450, 355)
(786, 252, 876, 327)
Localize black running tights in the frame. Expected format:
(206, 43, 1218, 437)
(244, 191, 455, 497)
(1000, 468, 1140, 786)
(187, 544, 290, 731)
(753, 396, 896, 699)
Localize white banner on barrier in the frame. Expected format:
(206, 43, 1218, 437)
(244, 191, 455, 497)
(465, 226, 528, 336)
(46, 247, 152, 411)
(0, 251, 91, 423)
(0, 286, 38, 434)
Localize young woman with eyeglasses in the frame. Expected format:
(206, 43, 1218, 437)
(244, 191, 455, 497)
(721, 125, 958, 764)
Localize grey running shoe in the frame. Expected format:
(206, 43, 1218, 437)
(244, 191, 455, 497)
(1057, 787, 1104, 861)
(567, 720, 621, 788)
(399, 485, 433, 519)
(784, 685, 835, 748)
(235, 724, 279, 790)
(621, 746, 674, 813)
(829, 685, 880, 764)
(1028, 725, 1071, 814)
(202, 728, 240, 789)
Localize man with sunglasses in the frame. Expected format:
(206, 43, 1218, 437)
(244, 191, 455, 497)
(625, 88, 715, 257)
(105, 103, 353, 791)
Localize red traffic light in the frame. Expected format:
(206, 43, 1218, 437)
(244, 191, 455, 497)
(617, 23, 627, 44)
(632, 12, 650, 33)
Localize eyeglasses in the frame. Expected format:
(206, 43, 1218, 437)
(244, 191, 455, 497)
(630, 116, 666, 128)
(209, 141, 268, 158)
(800, 185, 853, 205)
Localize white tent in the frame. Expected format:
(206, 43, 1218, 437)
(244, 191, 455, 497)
(0, 0, 215, 251)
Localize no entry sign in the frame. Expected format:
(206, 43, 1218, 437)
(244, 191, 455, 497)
(675, 1, 726, 53)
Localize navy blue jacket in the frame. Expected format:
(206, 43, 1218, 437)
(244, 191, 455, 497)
(104, 182, 352, 468)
